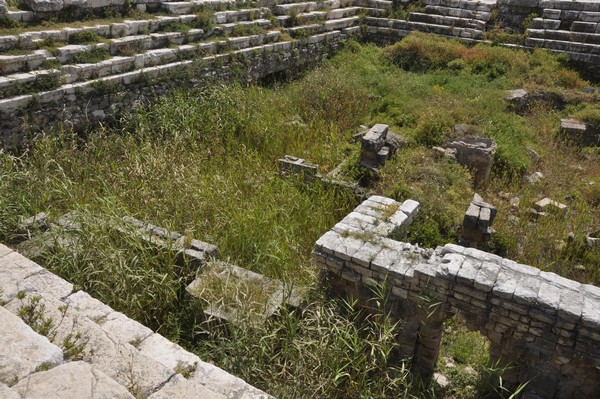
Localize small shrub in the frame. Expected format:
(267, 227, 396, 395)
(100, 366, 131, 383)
(193, 6, 215, 30)
(413, 109, 454, 146)
(68, 30, 103, 44)
(71, 47, 110, 64)
(230, 23, 268, 37)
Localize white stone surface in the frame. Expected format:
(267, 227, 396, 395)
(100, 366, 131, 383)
(0, 306, 63, 386)
(0, 383, 21, 399)
(149, 374, 226, 399)
(13, 361, 135, 399)
(138, 333, 200, 373)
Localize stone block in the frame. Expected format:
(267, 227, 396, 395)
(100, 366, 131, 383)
(65, 291, 113, 323)
(191, 360, 273, 398)
(12, 361, 135, 399)
(0, 306, 63, 386)
(100, 312, 153, 346)
(148, 374, 226, 399)
(138, 334, 200, 374)
(361, 123, 388, 152)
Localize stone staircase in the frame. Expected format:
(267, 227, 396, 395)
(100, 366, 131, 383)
(0, 0, 367, 104)
(0, 243, 271, 398)
(525, 0, 600, 65)
(407, 0, 496, 40)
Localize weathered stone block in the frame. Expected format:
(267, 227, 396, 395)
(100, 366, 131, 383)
(0, 306, 63, 386)
(13, 361, 135, 399)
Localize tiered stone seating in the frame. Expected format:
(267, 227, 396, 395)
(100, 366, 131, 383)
(407, 0, 497, 39)
(526, 0, 600, 64)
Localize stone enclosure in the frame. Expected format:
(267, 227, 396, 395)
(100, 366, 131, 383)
(2, 0, 600, 146)
(313, 196, 600, 399)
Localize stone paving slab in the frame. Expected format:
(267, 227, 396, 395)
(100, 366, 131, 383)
(12, 361, 135, 399)
(0, 306, 63, 387)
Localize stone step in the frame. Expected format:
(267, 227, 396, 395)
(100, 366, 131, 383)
(274, 11, 328, 27)
(0, 18, 273, 77)
(539, 0, 600, 12)
(285, 16, 360, 36)
(571, 20, 600, 33)
(530, 17, 562, 30)
(425, 0, 496, 12)
(363, 0, 393, 10)
(527, 28, 600, 44)
(424, 5, 491, 21)
(327, 6, 362, 19)
(0, 69, 62, 98)
(11, 362, 136, 399)
(0, 29, 280, 97)
(58, 31, 279, 85)
(408, 20, 484, 39)
(0, 50, 51, 76)
(525, 37, 600, 54)
(0, 30, 342, 114)
(0, 15, 201, 52)
(362, 6, 389, 17)
(0, 244, 271, 398)
(274, 1, 319, 15)
(408, 11, 487, 30)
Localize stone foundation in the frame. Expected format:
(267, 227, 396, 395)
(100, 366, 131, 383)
(313, 196, 600, 399)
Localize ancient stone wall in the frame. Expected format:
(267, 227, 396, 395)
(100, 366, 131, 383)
(0, 32, 342, 147)
(313, 196, 600, 399)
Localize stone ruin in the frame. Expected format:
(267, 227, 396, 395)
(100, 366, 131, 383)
(17, 210, 303, 327)
(359, 123, 402, 169)
(2, 0, 600, 147)
(313, 195, 600, 399)
(560, 118, 600, 147)
(460, 193, 497, 248)
(0, 240, 272, 399)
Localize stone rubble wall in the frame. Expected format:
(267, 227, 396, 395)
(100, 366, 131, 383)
(312, 196, 600, 399)
(0, 243, 272, 399)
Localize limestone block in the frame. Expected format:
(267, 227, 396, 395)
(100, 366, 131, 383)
(361, 124, 388, 152)
(138, 333, 200, 373)
(0, 0, 7, 14)
(64, 291, 113, 323)
(0, 269, 37, 303)
(0, 306, 63, 386)
(1, 252, 45, 279)
(22, 269, 73, 299)
(534, 197, 567, 213)
(149, 374, 226, 399)
(314, 230, 343, 254)
(23, 0, 63, 12)
(100, 312, 153, 346)
(334, 235, 365, 261)
(13, 361, 134, 399)
(191, 360, 273, 399)
(278, 155, 319, 182)
(0, 384, 20, 399)
(0, 243, 13, 258)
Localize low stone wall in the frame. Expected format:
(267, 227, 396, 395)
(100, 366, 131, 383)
(313, 196, 600, 399)
(0, 242, 271, 398)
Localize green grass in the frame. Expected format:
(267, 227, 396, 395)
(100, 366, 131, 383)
(0, 35, 598, 398)
(70, 46, 110, 64)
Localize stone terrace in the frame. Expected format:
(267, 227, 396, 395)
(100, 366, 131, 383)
(313, 196, 600, 399)
(0, 243, 271, 399)
(1, 0, 600, 146)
